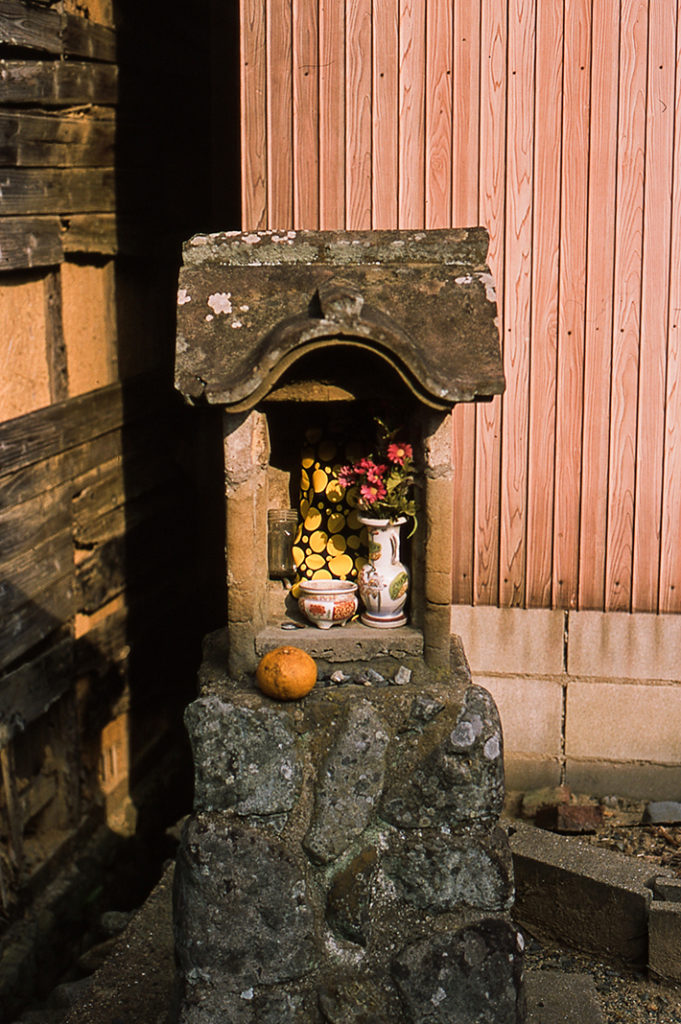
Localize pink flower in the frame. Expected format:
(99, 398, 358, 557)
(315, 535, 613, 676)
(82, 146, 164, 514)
(360, 481, 387, 504)
(387, 442, 412, 466)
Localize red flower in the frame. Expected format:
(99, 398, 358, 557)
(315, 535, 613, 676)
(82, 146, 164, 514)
(387, 442, 412, 466)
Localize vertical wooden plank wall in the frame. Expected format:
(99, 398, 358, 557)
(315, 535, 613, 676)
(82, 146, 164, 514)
(239, 0, 681, 614)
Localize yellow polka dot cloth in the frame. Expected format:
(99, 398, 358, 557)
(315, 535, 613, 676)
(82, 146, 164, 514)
(291, 427, 368, 598)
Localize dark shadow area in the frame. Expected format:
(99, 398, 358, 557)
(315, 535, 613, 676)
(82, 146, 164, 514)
(112, 0, 241, 858)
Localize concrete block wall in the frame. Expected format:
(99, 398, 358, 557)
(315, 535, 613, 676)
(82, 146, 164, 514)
(450, 606, 681, 800)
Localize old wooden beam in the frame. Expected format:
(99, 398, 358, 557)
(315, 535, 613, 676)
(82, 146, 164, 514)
(0, 742, 24, 869)
(44, 268, 68, 401)
(0, 375, 168, 478)
(0, 574, 75, 671)
(0, 60, 118, 106)
(0, 3, 115, 61)
(62, 11, 116, 63)
(0, 215, 62, 269)
(0, 637, 73, 747)
(0, 108, 115, 167)
(61, 212, 118, 254)
(0, 167, 115, 215)
(0, 0, 62, 54)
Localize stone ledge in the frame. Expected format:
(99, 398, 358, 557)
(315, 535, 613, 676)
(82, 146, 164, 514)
(649, 902, 681, 982)
(524, 970, 604, 1024)
(510, 822, 673, 964)
(255, 622, 424, 662)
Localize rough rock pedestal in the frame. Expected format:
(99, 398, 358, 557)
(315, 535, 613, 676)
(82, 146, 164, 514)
(173, 632, 525, 1023)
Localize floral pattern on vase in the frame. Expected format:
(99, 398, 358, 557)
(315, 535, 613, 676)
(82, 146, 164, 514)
(358, 516, 409, 628)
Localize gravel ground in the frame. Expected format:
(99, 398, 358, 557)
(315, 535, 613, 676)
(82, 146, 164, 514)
(523, 932, 681, 1024)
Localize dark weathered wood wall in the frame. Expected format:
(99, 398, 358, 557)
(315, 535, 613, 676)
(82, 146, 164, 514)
(0, 0, 224, 925)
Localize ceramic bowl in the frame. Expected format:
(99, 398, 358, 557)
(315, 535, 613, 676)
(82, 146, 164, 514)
(298, 579, 358, 629)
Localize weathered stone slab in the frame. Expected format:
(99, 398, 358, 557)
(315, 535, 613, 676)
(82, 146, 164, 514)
(175, 229, 503, 410)
(380, 685, 505, 828)
(184, 696, 301, 817)
(649, 901, 681, 981)
(326, 847, 378, 946)
(383, 825, 514, 913)
(174, 815, 317, 991)
(391, 920, 525, 1024)
(303, 698, 390, 864)
(510, 821, 673, 963)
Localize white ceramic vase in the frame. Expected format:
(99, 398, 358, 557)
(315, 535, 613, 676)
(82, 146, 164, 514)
(358, 516, 409, 628)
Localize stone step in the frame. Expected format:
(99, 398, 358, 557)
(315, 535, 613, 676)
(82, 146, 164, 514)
(524, 971, 604, 1024)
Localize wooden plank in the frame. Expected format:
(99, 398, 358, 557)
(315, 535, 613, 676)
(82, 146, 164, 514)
(499, 0, 534, 607)
(61, 11, 116, 62)
(0, 575, 75, 672)
(1, 531, 72, 616)
(0, 60, 118, 106)
(292, 0, 319, 228)
(525, 0, 561, 607)
(424, 0, 452, 228)
(451, 0, 481, 226)
(345, 0, 372, 230)
(474, 0, 505, 604)
(659, 0, 681, 613)
(579, 0, 620, 609)
(0, 167, 114, 216)
(398, 0, 426, 227)
(0, 413, 172, 508)
(0, 108, 115, 167)
(71, 451, 175, 537)
(73, 481, 176, 548)
(632, 0, 676, 611)
(60, 212, 118, 254)
(0, 0, 62, 54)
(0, 375, 169, 477)
(318, 0, 345, 229)
(0, 743, 23, 867)
(371, 0, 398, 228)
(450, 1, 481, 602)
(240, 0, 267, 230)
(553, 0, 590, 610)
(0, 485, 70, 563)
(266, 0, 293, 228)
(0, 215, 62, 270)
(606, 0, 648, 611)
(0, 637, 73, 747)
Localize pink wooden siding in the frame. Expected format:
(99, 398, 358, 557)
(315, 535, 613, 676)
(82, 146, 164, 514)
(239, 0, 681, 614)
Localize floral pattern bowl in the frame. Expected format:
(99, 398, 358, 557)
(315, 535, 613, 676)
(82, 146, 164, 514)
(298, 579, 358, 629)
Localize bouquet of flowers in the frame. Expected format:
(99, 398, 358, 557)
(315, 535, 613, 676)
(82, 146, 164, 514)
(338, 422, 417, 536)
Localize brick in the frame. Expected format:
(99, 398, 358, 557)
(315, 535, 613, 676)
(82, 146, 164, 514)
(61, 260, 117, 396)
(567, 610, 681, 682)
(566, 760, 681, 802)
(649, 902, 681, 981)
(0, 275, 50, 420)
(477, 676, 563, 757)
(510, 822, 666, 963)
(450, 606, 565, 676)
(565, 681, 681, 763)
